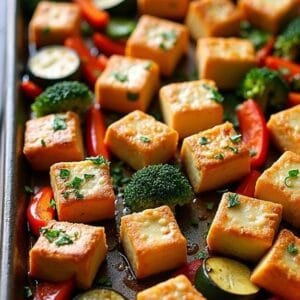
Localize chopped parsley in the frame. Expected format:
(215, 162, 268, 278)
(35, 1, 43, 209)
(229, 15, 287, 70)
(63, 191, 70, 199)
(159, 30, 177, 51)
(287, 243, 298, 255)
(84, 173, 95, 180)
(140, 136, 151, 143)
(229, 146, 239, 154)
(203, 84, 224, 104)
(112, 72, 128, 83)
(249, 148, 257, 157)
(144, 61, 152, 70)
(42, 27, 50, 34)
(74, 189, 84, 199)
(199, 136, 209, 145)
(49, 198, 56, 209)
(52, 116, 67, 131)
(24, 185, 34, 195)
(24, 286, 33, 298)
(197, 250, 208, 260)
(127, 92, 139, 101)
(86, 156, 110, 166)
(206, 202, 214, 210)
(215, 153, 224, 160)
(230, 134, 242, 144)
(41, 139, 46, 147)
(40, 227, 78, 246)
(284, 169, 299, 187)
(228, 193, 240, 208)
(69, 177, 83, 189)
(60, 169, 70, 180)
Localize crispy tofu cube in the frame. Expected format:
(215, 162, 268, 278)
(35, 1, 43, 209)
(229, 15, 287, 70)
(239, 0, 299, 33)
(29, 221, 107, 289)
(137, 275, 206, 300)
(196, 38, 256, 90)
(126, 15, 189, 76)
(120, 205, 187, 278)
(181, 122, 250, 193)
(255, 151, 300, 228)
(29, 1, 81, 47)
(267, 105, 300, 155)
(50, 159, 115, 223)
(159, 80, 223, 138)
(185, 0, 242, 40)
(104, 110, 178, 170)
(137, 0, 189, 19)
(207, 192, 282, 262)
(95, 55, 160, 113)
(23, 112, 84, 171)
(251, 229, 300, 300)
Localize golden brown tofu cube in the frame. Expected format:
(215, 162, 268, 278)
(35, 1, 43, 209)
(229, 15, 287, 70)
(126, 15, 189, 76)
(120, 205, 187, 278)
(196, 38, 256, 90)
(159, 80, 223, 138)
(239, 0, 299, 33)
(29, 221, 107, 289)
(267, 105, 300, 155)
(95, 55, 160, 113)
(23, 112, 84, 171)
(137, 275, 206, 300)
(50, 159, 115, 223)
(137, 0, 189, 19)
(255, 151, 300, 228)
(251, 229, 300, 300)
(181, 122, 250, 193)
(29, 1, 81, 47)
(104, 110, 178, 170)
(185, 0, 242, 40)
(207, 192, 282, 262)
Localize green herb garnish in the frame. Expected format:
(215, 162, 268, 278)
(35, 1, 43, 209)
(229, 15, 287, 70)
(144, 61, 152, 70)
(287, 243, 298, 255)
(24, 286, 33, 298)
(25, 185, 34, 194)
(199, 137, 209, 145)
(41, 139, 46, 147)
(84, 174, 95, 180)
(203, 84, 224, 103)
(40, 227, 78, 246)
(60, 169, 70, 180)
(284, 169, 299, 187)
(206, 202, 214, 210)
(63, 191, 70, 199)
(52, 116, 67, 131)
(49, 198, 56, 209)
(127, 92, 139, 101)
(215, 153, 224, 160)
(112, 72, 128, 83)
(86, 156, 110, 166)
(140, 136, 151, 143)
(230, 134, 242, 144)
(229, 146, 239, 154)
(249, 149, 257, 157)
(197, 250, 208, 260)
(228, 193, 240, 208)
(55, 231, 75, 246)
(159, 30, 177, 51)
(69, 177, 83, 189)
(42, 27, 50, 34)
(74, 189, 84, 200)
(97, 276, 112, 288)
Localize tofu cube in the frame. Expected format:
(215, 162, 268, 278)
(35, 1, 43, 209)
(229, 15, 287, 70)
(207, 192, 282, 262)
(239, 0, 299, 33)
(185, 0, 242, 40)
(120, 205, 187, 278)
(196, 38, 256, 90)
(251, 229, 300, 300)
(29, 221, 107, 289)
(181, 122, 251, 193)
(255, 151, 300, 228)
(126, 15, 189, 76)
(23, 112, 84, 171)
(95, 55, 160, 114)
(50, 159, 115, 223)
(137, 275, 206, 300)
(267, 105, 300, 155)
(137, 0, 189, 19)
(104, 110, 178, 170)
(159, 79, 223, 138)
(29, 1, 81, 47)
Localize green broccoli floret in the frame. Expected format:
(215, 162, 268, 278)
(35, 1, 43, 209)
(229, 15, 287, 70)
(124, 164, 194, 212)
(274, 17, 300, 61)
(238, 67, 289, 112)
(31, 81, 93, 117)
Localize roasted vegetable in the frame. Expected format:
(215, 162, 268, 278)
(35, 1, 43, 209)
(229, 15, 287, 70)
(274, 17, 300, 61)
(124, 164, 193, 212)
(74, 288, 127, 300)
(105, 18, 137, 40)
(238, 67, 289, 112)
(31, 81, 93, 117)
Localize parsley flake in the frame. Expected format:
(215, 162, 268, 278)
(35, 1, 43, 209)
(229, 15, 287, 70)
(52, 116, 67, 132)
(249, 148, 257, 157)
(206, 202, 214, 210)
(86, 156, 110, 166)
(127, 92, 139, 101)
(140, 136, 151, 143)
(215, 153, 224, 160)
(74, 189, 84, 199)
(203, 84, 224, 103)
(60, 169, 70, 180)
(229, 146, 239, 154)
(41, 139, 46, 147)
(197, 250, 208, 260)
(287, 243, 298, 255)
(40, 227, 78, 246)
(228, 193, 240, 208)
(199, 137, 209, 145)
(84, 174, 95, 180)
(24, 286, 33, 298)
(112, 72, 128, 83)
(70, 177, 83, 189)
(284, 169, 299, 187)
(49, 198, 56, 209)
(230, 134, 242, 144)
(144, 61, 152, 70)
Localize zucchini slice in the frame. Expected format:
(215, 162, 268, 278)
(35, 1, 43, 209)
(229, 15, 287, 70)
(105, 18, 137, 40)
(28, 46, 80, 86)
(74, 288, 127, 300)
(195, 257, 260, 300)
(93, 0, 137, 16)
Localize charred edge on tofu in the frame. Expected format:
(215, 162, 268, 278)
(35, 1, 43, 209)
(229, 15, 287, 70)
(40, 227, 79, 246)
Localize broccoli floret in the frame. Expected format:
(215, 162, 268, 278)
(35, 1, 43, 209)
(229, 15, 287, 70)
(274, 17, 300, 61)
(124, 164, 194, 212)
(31, 81, 93, 117)
(238, 67, 289, 112)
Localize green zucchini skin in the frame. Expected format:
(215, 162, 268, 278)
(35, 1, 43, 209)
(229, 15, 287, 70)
(93, 0, 137, 16)
(105, 18, 137, 40)
(73, 288, 128, 300)
(195, 257, 259, 300)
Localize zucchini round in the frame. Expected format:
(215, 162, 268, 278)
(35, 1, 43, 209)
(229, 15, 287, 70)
(28, 46, 80, 87)
(195, 257, 260, 300)
(105, 18, 137, 40)
(74, 289, 127, 300)
(93, 0, 137, 16)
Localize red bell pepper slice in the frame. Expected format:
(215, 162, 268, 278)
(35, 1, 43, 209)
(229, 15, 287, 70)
(93, 33, 125, 57)
(288, 92, 300, 107)
(236, 170, 261, 198)
(172, 260, 202, 284)
(34, 279, 74, 300)
(256, 37, 275, 67)
(74, 0, 109, 29)
(65, 36, 106, 87)
(86, 105, 110, 159)
(265, 56, 300, 82)
(237, 99, 269, 169)
(20, 80, 43, 101)
(27, 186, 55, 236)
